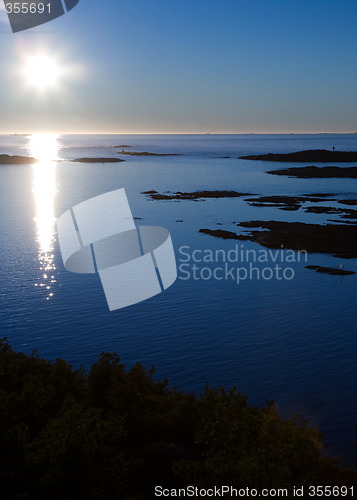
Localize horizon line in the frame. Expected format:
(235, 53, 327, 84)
(1, 131, 357, 136)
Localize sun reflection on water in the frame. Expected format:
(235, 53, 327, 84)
(30, 134, 59, 300)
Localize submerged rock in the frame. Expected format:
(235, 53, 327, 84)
(304, 193, 336, 197)
(305, 265, 355, 276)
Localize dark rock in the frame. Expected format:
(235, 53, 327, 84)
(305, 265, 355, 276)
(247, 202, 300, 210)
(304, 193, 336, 197)
(72, 157, 126, 163)
(267, 166, 357, 178)
(143, 190, 255, 201)
(0, 154, 38, 164)
(338, 199, 357, 206)
(239, 149, 357, 162)
(238, 221, 357, 259)
(245, 195, 301, 205)
(280, 205, 301, 211)
(199, 229, 251, 240)
(200, 220, 357, 259)
(304, 206, 340, 215)
(244, 195, 334, 212)
(329, 219, 357, 224)
(117, 151, 180, 156)
(304, 206, 357, 219)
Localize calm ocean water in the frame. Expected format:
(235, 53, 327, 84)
(0, 133, 356, 461)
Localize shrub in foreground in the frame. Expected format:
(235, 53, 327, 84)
(0, 338, 356, 499)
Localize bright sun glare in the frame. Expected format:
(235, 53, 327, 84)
(25, 55, 60, 89)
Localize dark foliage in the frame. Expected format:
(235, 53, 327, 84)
(0, 338, 356, 499)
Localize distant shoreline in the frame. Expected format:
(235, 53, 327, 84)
(2, 132, 357, 136)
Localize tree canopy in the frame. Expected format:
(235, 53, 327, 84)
(0, 338, 356, 499)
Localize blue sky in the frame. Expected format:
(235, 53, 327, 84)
(1, 0, 357, 133)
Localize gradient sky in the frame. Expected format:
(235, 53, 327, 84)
(1, 0, 357, 133)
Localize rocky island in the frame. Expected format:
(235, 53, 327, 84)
(199, 221, 357, 259)
(0, 154, 38, 164)
(72, 157, 125, 163)
(338, 199, 357, 206)
(244, 195, 357, 219)
(199, 228, 250, 240)
(244, 194, 335, 211)
(142, 190, 255, 200)
(239, 149, 357, 162)
(267, 166, 357, 178)
(118, 151, 180, 156)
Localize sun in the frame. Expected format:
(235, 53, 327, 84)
(24, 55, 60, 90)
